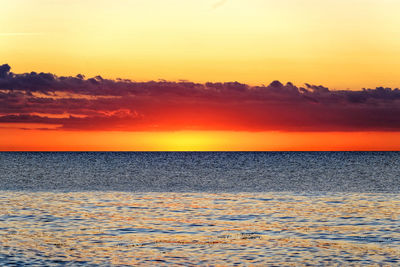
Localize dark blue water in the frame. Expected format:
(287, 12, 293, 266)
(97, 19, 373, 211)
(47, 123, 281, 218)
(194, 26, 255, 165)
(1, 152, 399, 265)
(1, 152, 399, 192)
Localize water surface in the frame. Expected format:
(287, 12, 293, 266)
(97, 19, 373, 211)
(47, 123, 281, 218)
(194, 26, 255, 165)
(0, 152, 399, 265)
(1, 152, 400, 192)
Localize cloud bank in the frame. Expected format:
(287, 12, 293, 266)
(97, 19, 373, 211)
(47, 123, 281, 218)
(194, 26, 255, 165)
(1, 64, 400, 132)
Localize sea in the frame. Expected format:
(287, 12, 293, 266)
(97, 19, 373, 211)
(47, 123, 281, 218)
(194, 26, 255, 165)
(0, 152, 399, 266)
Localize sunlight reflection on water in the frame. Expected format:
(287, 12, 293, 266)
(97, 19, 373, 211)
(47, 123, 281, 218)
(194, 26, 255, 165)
(1, 191, 399, 266)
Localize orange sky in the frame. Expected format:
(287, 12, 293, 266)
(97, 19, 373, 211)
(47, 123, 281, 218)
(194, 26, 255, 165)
(1, 0, 400, 151)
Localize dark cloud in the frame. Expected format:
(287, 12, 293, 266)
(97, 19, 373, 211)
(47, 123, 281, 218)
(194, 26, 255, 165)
(0, 64, 11, 79)
(1, 64, 400, 131)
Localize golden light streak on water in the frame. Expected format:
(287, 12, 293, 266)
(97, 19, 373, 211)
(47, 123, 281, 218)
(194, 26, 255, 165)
(0, 191, 399, 265)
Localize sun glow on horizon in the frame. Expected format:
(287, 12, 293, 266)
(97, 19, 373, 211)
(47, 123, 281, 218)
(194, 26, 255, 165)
(2, 129, 400, 151)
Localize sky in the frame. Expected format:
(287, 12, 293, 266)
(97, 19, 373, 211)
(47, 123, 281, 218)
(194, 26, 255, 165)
(1, 0, 400, 151)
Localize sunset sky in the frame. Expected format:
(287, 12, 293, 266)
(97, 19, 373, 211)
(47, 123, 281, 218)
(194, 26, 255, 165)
(1, 0, 400, 150)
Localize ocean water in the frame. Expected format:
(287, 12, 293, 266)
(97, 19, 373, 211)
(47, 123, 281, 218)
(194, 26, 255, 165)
(0, 152, 399, 265)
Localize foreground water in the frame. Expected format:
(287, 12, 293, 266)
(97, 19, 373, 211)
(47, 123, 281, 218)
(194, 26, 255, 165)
(0, 152, 399, 265)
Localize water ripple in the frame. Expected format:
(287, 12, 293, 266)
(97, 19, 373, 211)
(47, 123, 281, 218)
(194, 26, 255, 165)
(0, 191, 399, 265)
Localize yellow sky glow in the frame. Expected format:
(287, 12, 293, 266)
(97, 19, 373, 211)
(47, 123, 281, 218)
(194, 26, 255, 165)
(1, 0, 400, 89)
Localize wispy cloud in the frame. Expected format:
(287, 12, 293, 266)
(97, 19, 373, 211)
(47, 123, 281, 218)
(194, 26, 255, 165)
(0, 32, 44, 36)
(212, 0, 228, 9)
